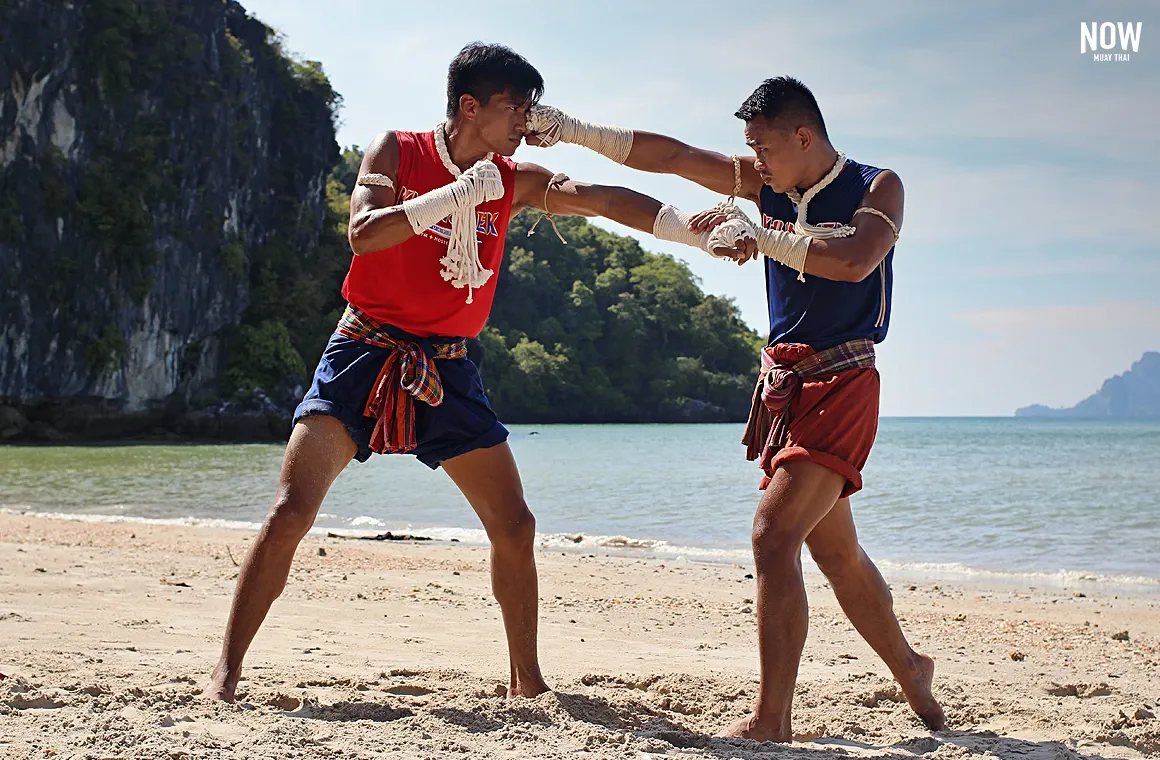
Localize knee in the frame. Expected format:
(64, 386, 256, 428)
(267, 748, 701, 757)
(264, 491, 318, 545)
(751, 521, 802, 572)
(808, 541, 862, 581)
(487, 502, 537, 553)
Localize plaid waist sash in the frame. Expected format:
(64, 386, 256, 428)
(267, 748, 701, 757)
(335, 305, 467, 455)
(742, 339, 876, 466)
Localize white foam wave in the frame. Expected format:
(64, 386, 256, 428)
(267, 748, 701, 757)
(349, 515, 388, 528)
(1, 506, 267, 532)
(4, 507, 1157, 590)
(537, 531, 749, 561)
(873, 558, 1160, 589)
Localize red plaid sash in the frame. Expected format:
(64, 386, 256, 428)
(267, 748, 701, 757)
(335, 305, 467, 455)
(742, 339, 876, 467)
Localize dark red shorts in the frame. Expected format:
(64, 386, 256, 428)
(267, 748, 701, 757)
(763, 366, 880, 498)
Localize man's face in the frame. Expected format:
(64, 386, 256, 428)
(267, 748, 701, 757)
(744, 116, 808, 194)
(471, 90, 532, 157)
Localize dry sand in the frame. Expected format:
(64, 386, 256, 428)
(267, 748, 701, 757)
(1, 512, 1159, 759)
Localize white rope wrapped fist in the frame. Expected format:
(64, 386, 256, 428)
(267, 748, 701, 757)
(653, 202, 812, 279)
(653, 202, 755, 258)
(525, 104, 634, 164)
(703, 203, 758, 257)
(401, 159, 503, 235)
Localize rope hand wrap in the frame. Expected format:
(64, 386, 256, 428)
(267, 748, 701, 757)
(653, 202, 810, 274)
(403, 122, 504, 304)
(525, 105, 634, 164)
(703, 202, 757, 255)
(755, 226, 811, 280)
(654, 204, 737, 254)
(653, 202, 758, 259)
(698, 202, 811, 277)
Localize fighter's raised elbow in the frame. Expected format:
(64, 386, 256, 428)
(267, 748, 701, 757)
(847, 260, 881, 283)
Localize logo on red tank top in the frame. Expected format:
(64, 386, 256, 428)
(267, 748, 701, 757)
(399, 187, 501, 244)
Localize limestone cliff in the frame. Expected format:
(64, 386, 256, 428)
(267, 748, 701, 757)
(0, 0, 339, 437)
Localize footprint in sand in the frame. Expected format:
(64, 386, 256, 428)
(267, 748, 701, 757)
(385, 685, 435, 696)
(6, 693, 66, 710)
(1045, 682, 1112, 698)
(266, 694, 302, 711)
(858, 686, 906, 708)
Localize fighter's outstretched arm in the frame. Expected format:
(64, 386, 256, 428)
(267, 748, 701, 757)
(524, 106, 764, 204)
(513, 163, 754, 260)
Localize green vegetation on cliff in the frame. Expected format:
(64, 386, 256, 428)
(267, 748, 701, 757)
(222, 146, 357, 397)
(2, 0, 341, 408)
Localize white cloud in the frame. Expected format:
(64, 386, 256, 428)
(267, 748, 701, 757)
(877, 301, 1160, 415)
(955, 301, 1160, 334)
(971, 254, 1136, 278)
(717, 6, 1160, 159)
(888, 157, 1160, 245)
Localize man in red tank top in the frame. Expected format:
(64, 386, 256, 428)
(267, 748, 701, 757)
(203, 43, 749, 704)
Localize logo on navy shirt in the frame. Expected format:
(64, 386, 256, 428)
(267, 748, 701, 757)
(761, 216, 845, 232)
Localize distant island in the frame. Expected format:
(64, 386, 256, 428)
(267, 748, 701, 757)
(1016, 351, 1160, 419)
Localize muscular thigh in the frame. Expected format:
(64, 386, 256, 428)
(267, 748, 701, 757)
(804, 497, 861, 569)
(755, 460, 846, 547)
(441, 442, 529, 528)
(275, 415, 358, 510)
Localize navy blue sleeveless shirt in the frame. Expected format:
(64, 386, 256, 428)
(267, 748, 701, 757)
(759, 158, 893, 350)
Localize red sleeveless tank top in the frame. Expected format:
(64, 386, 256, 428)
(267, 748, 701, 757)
(340, 130, 517, 338)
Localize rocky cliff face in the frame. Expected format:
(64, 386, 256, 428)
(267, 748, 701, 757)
(0, 0, 339, 434)
(1016, 351, 1160, 419)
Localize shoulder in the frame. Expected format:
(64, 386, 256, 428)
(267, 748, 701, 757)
(364, 130, 400, 166)
(849, 159, 901, 190)
(866, 168, 903, 198)
(859, 167, 905, 226)
(514, 161, 553, 179)
(512, 162, 554, 208)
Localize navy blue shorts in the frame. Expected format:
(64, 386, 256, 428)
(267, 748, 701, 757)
(293, 328, 508, 468)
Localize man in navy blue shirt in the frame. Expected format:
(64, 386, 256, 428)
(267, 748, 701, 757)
(527, 77, 945, 742)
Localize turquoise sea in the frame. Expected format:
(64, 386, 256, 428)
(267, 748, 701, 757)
(2, 419, 1158, 588)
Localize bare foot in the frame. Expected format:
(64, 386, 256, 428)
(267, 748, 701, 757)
(898, 654, 946, 731)
(507, 675, 551, 699)
(717, 714, 790, 743)
(202, 664, 239, 703)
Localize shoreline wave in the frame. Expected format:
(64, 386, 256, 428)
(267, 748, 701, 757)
(4, 506, 1158, 591)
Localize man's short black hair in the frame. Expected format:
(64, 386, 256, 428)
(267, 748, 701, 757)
(446, 42, 544, 118)
(734, 76, 828, 139)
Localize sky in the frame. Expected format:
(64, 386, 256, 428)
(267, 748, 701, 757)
(240, 0, 1159, 416)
